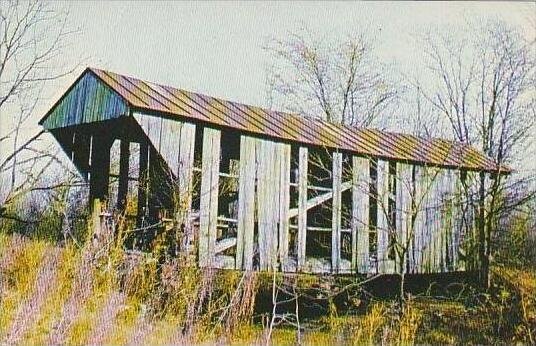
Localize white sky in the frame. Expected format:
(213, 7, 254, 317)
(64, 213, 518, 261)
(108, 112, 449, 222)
(2, 1, 535, 183)
(56, 1, 533, 109)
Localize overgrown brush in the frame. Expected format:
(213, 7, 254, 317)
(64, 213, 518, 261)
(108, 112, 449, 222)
(1, 197, 535, 345)
(0, 211, 259, 345)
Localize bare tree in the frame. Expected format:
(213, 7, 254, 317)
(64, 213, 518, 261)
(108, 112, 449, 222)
(265, 27, 399, 127)
(414, 19, 536, 285)
(0, 0, 79, 219)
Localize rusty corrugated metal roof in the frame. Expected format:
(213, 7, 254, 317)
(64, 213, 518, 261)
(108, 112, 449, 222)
(89, 67, 507, 173)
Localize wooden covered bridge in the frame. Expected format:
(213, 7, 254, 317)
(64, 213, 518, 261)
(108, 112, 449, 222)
(40, 67, 508, 275)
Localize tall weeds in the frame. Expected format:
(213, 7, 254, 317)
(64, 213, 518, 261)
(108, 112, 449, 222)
(3, 247, 60, 345)
(0, 199, 533, 345)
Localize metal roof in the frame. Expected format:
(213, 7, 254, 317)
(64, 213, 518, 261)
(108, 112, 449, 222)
(48, 67, 510, 173)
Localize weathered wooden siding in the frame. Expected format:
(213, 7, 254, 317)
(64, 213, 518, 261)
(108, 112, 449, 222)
(133, 112, 196, 227)
(234, 136, 292, 271)
(50, 116, 487, 276)
(42, 72, 128, 129)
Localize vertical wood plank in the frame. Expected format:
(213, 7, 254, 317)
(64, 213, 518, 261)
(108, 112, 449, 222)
(376, 159, 390, 273)
(267, 141, 277, 270)
(450, 170, 461, 271)
(271, 142, 282, 270)
(433, 170, 445, 272)
(256, 139, 279, 271)
(422, 167, 441, 273)
(256, 139, 267, 270)
(427, 170, 435, 273)
(177, 122, 196, 230)
(396, 163, 412, 275)
(459, 170, 471, 271)
(279, 143, 291, 271)
(421, 168, 436, 273)
(352, 156, 370, 274)
(134, 113, 184, 177)
(297, 146, 308, 271)
(469, 171, 480, 271)
(331, 152, 343, 273)
(198, 127, 221, 267)
(160, 118, 183, 176)
(412, 165, 425, 273)
(483, 172, 492, 276)
(208, 129, 220, 266)
(442, 170, 455, 272)
(133, 113, 163, 152)
(236, 135, 256, 270)
(198, 130, 213, 267)
(179, 123, 196, 190)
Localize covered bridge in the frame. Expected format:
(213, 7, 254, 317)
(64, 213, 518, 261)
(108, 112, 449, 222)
(40, 67, 508, 275)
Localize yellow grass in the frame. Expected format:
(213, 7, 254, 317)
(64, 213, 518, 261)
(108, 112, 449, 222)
(0, 239, 47, 338)
(1, 231, 534, 345)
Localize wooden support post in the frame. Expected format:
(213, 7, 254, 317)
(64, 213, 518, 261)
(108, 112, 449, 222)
(90, 198, 102, 239)
(331, 151, 343, 273)
(279, 143, 291, 271)
(116, 139, 130, 210)
(72, 130, 91, 180)
(199, 128, 221, 267)
(297, 146, 308, 271)
(352, 156, 370, 273)
(236, 135, 256, 270)
(89, 135, 112, 206)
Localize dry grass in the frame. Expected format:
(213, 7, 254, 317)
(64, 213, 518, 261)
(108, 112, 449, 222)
(0, 231, 259, 345)
(0, 231, 534, 345)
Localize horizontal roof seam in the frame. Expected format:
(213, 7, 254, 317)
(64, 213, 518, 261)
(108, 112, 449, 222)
(95, 70, 149, 108)
(137, 80, 193, 116)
